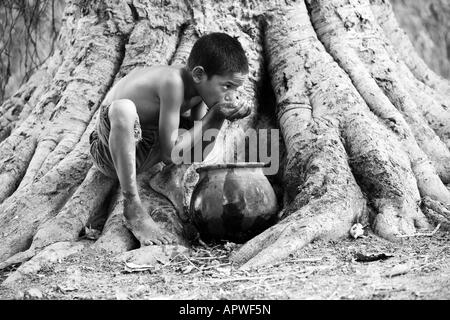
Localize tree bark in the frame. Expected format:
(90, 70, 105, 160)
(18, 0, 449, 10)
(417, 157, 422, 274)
(390, 0, 450, 80)
(0, 0, 449, 276)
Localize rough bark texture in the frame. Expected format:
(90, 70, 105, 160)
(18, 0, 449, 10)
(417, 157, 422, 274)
(0, 0, 449, 278)
(390, 0, 450, 80)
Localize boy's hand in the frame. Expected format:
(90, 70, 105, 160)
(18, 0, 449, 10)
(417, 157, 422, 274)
(213, 101, 251, 121)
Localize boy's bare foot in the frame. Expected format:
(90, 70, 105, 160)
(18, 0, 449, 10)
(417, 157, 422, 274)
(149, 163, 189, 219)
(123, 194, 176, 246)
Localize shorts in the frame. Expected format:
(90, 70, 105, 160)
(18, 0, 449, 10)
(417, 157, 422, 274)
(89, 103, 159, 178)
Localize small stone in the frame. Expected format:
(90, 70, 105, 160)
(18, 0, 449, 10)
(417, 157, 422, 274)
(349, 223, 365, 239)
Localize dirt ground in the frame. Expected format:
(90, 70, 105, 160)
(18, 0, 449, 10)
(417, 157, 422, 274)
(0, 229, 449, 300)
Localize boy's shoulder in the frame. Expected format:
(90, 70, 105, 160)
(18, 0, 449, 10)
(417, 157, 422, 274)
(126, 65, 183, 86)
(152, 65, 187, 97)
(136, 65, 184, 95)
(139, 65, 184, 83)
(161, 66, 184, 86)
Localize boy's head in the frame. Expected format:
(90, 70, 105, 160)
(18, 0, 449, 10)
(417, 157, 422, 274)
(188, 33, 249, 108)
(187, 32, 249, 77)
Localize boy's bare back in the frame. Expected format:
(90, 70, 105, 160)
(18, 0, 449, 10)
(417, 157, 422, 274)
(103, 65, 201, 129)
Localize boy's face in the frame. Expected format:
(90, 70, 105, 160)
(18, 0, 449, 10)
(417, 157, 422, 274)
(194, 68, 247, 108)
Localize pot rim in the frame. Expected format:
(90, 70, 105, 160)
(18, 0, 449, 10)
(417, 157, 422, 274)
(195, 162, 268, 173)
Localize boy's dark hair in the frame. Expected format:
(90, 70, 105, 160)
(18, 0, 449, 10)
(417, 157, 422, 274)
(187, 32, 249, 77)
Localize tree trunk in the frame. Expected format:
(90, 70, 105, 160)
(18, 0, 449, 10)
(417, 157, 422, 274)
(0, 0, 449, 276)
(390, 0, 450, 80)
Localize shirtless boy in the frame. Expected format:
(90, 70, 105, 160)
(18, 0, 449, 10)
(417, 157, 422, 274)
(89, 32, 250, 246)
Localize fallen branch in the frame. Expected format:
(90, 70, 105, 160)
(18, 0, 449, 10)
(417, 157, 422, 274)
(396, 223, 441, 238)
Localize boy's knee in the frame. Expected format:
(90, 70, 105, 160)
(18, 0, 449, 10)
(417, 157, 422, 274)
(108, 99, 138, 128)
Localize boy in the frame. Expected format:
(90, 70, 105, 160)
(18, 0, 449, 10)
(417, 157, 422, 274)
(89, 32, 250, 246)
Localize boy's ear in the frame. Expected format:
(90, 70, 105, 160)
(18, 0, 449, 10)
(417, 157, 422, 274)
(192, 66, 206, 83)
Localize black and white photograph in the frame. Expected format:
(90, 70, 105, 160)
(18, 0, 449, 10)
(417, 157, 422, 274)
(0, 0, 449, 304)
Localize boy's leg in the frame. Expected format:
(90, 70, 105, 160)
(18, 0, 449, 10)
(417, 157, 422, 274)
(108, 99, 175, 245)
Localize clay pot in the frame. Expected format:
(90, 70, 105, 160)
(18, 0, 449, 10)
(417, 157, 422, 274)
(189, 162, 278, 243)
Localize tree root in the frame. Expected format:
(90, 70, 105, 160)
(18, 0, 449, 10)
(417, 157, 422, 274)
(1, 241, 86, 286)
(31, 168, 116, 249)
(309, 0, 450, 184)
(231, 123, 366, 268)
(369, 0, 450, 96)
(149, 164, 190, 220)
(231, 5, 367, 268)
(421, 196, 450, 231)
(231, 2, 449, 267)
(0, 117, 96, 262)
(16, 35, 124, 190)
(0, 167, 116, 270)
(232, 207, 355, 269)
(304, 1, 437, 236)
(0, 25, 125, 202)
(309, 0, 450, 202)
(139, 171, 187, 243)
(370, 0, 450, 149)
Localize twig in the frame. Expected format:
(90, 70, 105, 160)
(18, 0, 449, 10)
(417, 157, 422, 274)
(179, 253, 202, 272)
(191, 255, 228, 261)
(255, 257, 325, 271)
(199, 263, 231, 271)
(188, 273, 290, 284)
(198, 239, 209, 248)
(286, 257, 324, 263)
(396, 224, 441, 238)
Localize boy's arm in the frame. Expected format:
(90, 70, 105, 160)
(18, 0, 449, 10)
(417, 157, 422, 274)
(158, 79, 226, 165)
(190, 101, 208, 121)
(178, 100, 250, 161)
(173, 101, 250, 163)
(158, 77, 183, 164)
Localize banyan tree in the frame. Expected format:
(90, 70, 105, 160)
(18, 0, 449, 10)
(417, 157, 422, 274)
(0, 0, 449, 281)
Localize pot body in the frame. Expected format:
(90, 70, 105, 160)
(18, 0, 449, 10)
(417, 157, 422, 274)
(189, 163, 278, 243)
